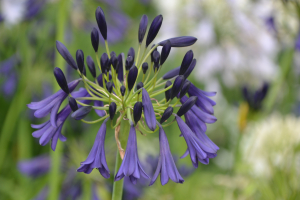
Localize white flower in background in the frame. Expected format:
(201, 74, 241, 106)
(1, 0, 26, 25)
(241, 113, 300, 178)
(154, 0, 298, 91)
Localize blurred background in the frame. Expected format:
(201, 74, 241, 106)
(1, 0, 300, 199)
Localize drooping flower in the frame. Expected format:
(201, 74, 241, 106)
(115, 124, 149, 184)
(77, 118, 110, 178)
(150, 123, 184, 185)
(30, 88, 89, 151)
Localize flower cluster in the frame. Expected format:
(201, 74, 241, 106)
(28, 6, 219, 185)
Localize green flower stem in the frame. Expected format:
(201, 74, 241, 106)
(95, 53, 102, 72)
(105, 40, 111, 58)
(135, 44, 141, 66)
(112, 119, 130, 200)
(113, 111, 127, 129)
(172, 99, 181, 108)
(150, 84, 172, 98)
(49, 1, 69, 200)
(75, 97, 107, 101)
(144, 68, 162, 89)
(144, 62, 153, 84)
(81, 115, 110, 124)
(137, 121, 158, 133)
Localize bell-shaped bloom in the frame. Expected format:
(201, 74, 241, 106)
(159, 36, 197, 47)
(184, 110, 219, 154)
(115, 124, 149, 184)
(175, 115, 217, 167)
(77, 118, 110, 178)
(142, 88, 156, 131)
(187, 83, 216, 115)
(28, 79, 80, 128)
(30, 88, 90, 151)
(149, 123, 184, 185)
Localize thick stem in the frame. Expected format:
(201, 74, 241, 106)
(112, 119, 130, 200)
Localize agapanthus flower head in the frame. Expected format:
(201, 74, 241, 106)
(28, 6, 218, 186)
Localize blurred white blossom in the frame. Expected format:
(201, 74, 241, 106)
(241, 113, 300, 178)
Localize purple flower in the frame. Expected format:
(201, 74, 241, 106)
(142, 88, 156, 131)
(18, 154, 50, 177)
(0, 55, 19, 96)
(28, 79, 80, 127)
(296, 30, 300, 51)
(187, 83, 216, 114)
(77, 118, 110, 178)
(176, 115, 217, 167)
(159, 36, 197, 47)
(242, 82, 269, 111)
(150, 123, 184, 185)
(115, 123, 149, 184)
(30, 88, 89, 151)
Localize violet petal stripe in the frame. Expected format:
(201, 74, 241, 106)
(159, 36, 197, 47)
(181, 96, 217, 124)
(142, 88, 156, 131)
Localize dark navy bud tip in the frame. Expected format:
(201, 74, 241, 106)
(95, 7, 107, 40)
(165, 80, 172, 102)
(171, 75, 185, 100)
(179, 50, 194, 75)
(71, 106, 93, 120)
(138, 14, 148, 43)
(160, 40, 171, 65)
(177, 96, 197, 117)
(142, 62, 148, 74)
(146, 15, 163, 47)
(127, 66, 138, 91)
(120, 85, 126, 96)
(160, 107, 173, 124)
(133, 102, 143, 124)
(53, 67, 69, 94)
(179, 80, 191, 99)
(136, 82, 144, 94)
(109, 102, 117, 120)
(106, 82, 113, 93)
(86, 56, 96, 78)
(69, 97, 78, 112)
(76, 49, 84, 73)
(91, 28, 99, 52)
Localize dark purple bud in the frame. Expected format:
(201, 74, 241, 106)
(100, 53, 109, 73)
(142, 62, 148, 74)
(136, 82, 143, 94)
(127, 66, 138, 91)
(56, 41, 77, 70)
(106, 82, 113, 93)
(68, 97, 78, 112)
(86, 56, 96, 78)
(179, 50, 194, 75)
(179, 80, 191, 99)
(117, 54, 123, 76)
(171, 75, 185, 100)
(127, 47, 135, 62)
(120, 85, 126, 96)
(71, 106, 93, 120)
(177, 96, 197, 117)
(159, 36, 197, 47)
(146, 15, 163, 47)
(110, 53, 118, 70)
(91, 28, 99, 52)
(95, 7, 107, 40)
(150, 44, 157, 62)
(183, 59, 196, 79)
(125, 56, 133, 71)
(165, 81, 172, 101)
(160, 107, 173, 124)
(109, 102, 117, 120)
(53, 67, 69, 94)
(133, 102, 143, 124)
(160, 40, 171, 65)
(138, 15, 148, 43)
(162, 66, 180, 80)
(76, 49, 84, 73)
(152, 50, 160, 64)
(110, 51, 116, 57)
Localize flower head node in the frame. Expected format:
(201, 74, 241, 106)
(27, 6, 218, 185)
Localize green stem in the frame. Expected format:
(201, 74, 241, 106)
(112, 120, 130, 200)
